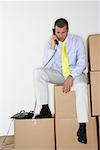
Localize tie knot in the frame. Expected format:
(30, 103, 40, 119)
(61, 41, 66, 47)
(61, 41, 66, 50)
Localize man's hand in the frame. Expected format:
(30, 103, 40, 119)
(62, 75, 73, 93)
(50, 35, 58, 49)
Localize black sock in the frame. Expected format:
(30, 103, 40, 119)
(80, 123, 86, 128)
(42, 104, 48, 108)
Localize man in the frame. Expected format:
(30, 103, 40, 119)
(34, 18, 88, 144)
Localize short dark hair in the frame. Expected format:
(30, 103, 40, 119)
(54, 18, 68, 29)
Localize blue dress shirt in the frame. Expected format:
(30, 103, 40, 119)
(42, 33, 87, 79)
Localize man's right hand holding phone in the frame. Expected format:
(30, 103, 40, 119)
(50, 35, 58, 49)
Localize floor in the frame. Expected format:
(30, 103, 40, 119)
(0, 136, 14, 150)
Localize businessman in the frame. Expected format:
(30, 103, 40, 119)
(34, 18, 88, 144)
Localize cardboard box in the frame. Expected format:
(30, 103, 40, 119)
(54, 85, 91, 118)
(90, 72, 100, 116)
(88, 34, 100, 71)
(14, 118, 55, 150)
(55, 118, 98, 150)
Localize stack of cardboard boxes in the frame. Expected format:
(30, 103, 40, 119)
(88, 34, 100, 116)
(88, 34, 100, 150)
(14, 85, 98, 150)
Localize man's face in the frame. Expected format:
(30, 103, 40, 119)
(55, 26, 68, 42)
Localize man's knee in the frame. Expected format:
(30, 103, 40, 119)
(34, 67, 49, 81)
(73, 74, 88, 90)
(74, 74, 87, 84)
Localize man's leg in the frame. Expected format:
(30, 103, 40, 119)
(33, 67, 65, 118)
(72, 73, 88, 144)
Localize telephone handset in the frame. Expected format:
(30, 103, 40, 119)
(52, 28, 58, 45)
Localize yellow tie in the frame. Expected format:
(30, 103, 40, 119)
(62, 41, 70, 77)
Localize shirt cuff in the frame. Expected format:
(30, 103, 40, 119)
(70, 72, 76, 79)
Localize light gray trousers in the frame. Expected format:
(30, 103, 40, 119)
(34, 67, 88, 123)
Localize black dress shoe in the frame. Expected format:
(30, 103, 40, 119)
(77, 123, 87, 144)
(77, 135, 87, 144)
(35, 104, 52, 119)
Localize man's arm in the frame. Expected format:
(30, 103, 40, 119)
(70, 37, 87, 78)
(42, 34, 58, 68)
(42, 41, 56, 68)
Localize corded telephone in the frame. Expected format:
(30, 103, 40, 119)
(11, 110, 34, 119)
